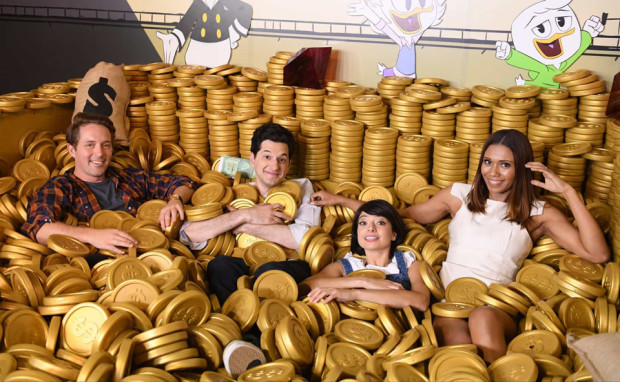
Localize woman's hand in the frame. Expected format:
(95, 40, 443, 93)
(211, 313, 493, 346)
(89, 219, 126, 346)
(362, 277, 404, 290)
(526, 162, 571, 195)
(307, 287, 356, 303)
(310, 191, 343, 206)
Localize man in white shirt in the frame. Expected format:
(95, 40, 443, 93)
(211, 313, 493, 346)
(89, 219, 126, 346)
(180, 123, 320, 304)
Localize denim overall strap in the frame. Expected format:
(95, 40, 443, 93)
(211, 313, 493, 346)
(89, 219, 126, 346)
(338, 258, 354, 275)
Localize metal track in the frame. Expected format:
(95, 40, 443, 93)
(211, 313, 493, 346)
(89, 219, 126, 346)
(2, 5, 619, 58)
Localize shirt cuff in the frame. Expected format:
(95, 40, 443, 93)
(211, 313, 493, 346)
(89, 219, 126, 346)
(179, 221, 208, 251)
(288, 223, 312, 248)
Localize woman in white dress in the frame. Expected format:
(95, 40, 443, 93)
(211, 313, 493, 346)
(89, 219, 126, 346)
(301, 199, 431, 311)
(311, 129, 609, 362)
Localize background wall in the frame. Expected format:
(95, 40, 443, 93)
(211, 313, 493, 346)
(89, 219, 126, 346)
(0, 0, 618, 93)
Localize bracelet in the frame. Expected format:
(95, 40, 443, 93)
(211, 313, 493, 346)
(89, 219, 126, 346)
(169, 194, 184, 204)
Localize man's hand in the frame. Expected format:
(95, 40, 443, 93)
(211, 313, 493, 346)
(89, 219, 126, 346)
(583, 15, 604, 38)
(88, 228, 138, 255)
(159, 199, 185, 231)
(310, 190, 343, 206)
(156, 31, 180, 64)
(243, 203, 293, 225)
(495, 41, 510, 60)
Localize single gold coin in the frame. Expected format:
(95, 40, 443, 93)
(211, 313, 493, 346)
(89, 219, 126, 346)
(264, 192, 297, 220)
(274, 316, 314, 366)
(221, 289, 260, 332)
(46, 234, 91, 258)
(445, 277, 488, 304)
(160, 290, 211, 327)
(516, 264, 559, 300)
(488, 353, 538, 382)
(253, 270, 298, 304)
(326, 342, 371, 376)
(432, 302, 476, 318)
(61, 303, 110, 356)
(334, 319, 384, 350)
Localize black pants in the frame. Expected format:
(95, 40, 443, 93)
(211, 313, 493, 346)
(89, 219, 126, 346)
(206, 256, 311, 306)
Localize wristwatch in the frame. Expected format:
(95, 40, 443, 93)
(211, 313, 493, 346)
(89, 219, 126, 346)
(168, 194, 184, 204)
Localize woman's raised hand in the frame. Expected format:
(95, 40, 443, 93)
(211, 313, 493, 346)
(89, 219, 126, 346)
(526, 162, 571, 195)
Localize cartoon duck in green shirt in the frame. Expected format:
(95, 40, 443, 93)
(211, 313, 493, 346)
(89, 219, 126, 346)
(495, 0, 604, 88)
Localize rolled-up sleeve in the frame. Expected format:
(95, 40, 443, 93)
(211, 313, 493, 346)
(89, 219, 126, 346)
(288, 178, 321, 246)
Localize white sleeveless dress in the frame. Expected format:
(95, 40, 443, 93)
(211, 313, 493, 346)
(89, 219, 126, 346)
(439, 183, 545, 287)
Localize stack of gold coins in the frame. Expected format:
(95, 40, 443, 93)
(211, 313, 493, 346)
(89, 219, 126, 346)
(433, 139, 469, 188)
(266, 51, 293, 85)
(146, 64, 176, 85)
(548, 142, 591, 190)
(578, 93, 610, 125)
(206, 85, 236, 112)
(610, 158, 620, 259)
(584, 148, 614, 202)
(604, 119, 620, 152)
(124, 63, 147, 81)
(325, 80, 351, 95)
(146, 101, 179, 143)
(194, 74, 227, 92)
(553, 69, 606, 98)
(456, 107, 492, 144)
(177, 109, 208, 156)
(565, 122, 605, 147)
(350, 94, 387, 128)
(272, 116, 301, 177)
(174, 64, 206, 79)
(491, 104, 529, 134)
(0, 96, 27, 113)
(538, 88, 577, 118)
(127, 81, 150, 99)
(422, 110, 455, 139)
(238, 114, 272, 159)
(298, 119, 331, 181)
(148, 83, 177, 102)
(203, 110, 234, 162)
(396, 135, 432, 179)
(362, 127, 399, 187)
(329, 120, 364, 183)
(528, 99, 542, 119)
(263, 85, 294, 117)
(27, 97, 53, 111)
(527, 115, 572, 152)
(471, 85, 505, 107)
(127, 96, 150, 130)
(531, 141, 545, 162)
(323, 94, 354, 121)
(441, 86, 472, 102)
(175, 83, 207, 111)
(232, 92, 263, 114)
(467, 142, 484, 183)
(241, 67, 268, 89)
(389, 94, 423, 135)
(36, 82, 70, 98)
(295, 88, 325, 120)
(228, 73, 258, 92)
(415, 77, 449, 89)
(377, 76, 413, 104)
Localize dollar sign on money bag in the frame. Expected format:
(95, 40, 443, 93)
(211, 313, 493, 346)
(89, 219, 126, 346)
(84, 77, 117, 116)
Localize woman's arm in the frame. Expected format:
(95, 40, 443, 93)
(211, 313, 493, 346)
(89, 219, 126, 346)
(306, 261, 431, 310)
(400, 186, 460, 224)
(527, 162, 609, 263)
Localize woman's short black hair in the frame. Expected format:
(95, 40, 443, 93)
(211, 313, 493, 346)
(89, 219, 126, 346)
(250, 122, 295, 159)
(350, 199, 407, 258)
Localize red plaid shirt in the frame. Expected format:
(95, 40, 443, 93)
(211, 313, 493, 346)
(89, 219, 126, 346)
(21, 167, 195, 240)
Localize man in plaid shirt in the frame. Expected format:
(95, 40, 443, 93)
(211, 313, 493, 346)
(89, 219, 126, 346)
(21, 112, 195, 259)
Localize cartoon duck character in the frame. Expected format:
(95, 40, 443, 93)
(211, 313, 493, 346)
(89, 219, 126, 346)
(496, 0, 604, 88)
(157, 0, 253, 68)
(348, 0, 447, 78)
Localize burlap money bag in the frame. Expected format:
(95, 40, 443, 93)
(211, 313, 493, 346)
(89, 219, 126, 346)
(73, 62, 130, 145)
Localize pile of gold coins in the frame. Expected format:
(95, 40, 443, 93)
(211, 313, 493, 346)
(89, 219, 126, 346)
(0, 57, 619, 381)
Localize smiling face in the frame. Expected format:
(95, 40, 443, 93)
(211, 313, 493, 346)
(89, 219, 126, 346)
(480, 144, 516, 202)
(250, 140, 290, 194)
(67, 123, 113, 183)
(356, 212, 397, 254)
(512, 1, 581, 65)
(376, 0, 442, 36)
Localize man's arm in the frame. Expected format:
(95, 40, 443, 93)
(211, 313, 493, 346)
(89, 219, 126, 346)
(36, 222, 137, 254)
(234, 223, 298, 249)
(159, 185, 195, 229)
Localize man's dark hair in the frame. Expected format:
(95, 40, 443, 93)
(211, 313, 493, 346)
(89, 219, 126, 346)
(250, 123, 295, 159)
(350, 199, 407, 258)
(66, 112, 116, 147)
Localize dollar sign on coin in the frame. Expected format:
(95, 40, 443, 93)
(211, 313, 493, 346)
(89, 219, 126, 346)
(84, 77, 116, 116)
